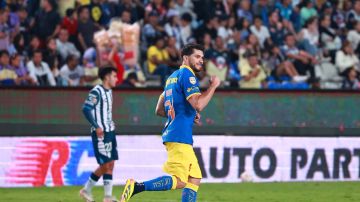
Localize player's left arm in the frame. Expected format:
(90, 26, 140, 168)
(155, 92, 166, 117)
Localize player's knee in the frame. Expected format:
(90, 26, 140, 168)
(174, 177, 186, 189)
(100, 161, 113, 173)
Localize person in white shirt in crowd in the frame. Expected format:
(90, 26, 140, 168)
(60, 54, 85, 86)
(179, 12, 193, 46)
(298, 17, 319, 56)
(250, 16, 270, 48)
(27, 50, 56, 86)
(56, 28, 81, 64)
(164, 14, 182, 49)
(319, 15, 341, 55)
(336, 41, 360, 77)
(218, 16, 236, 50)
(347, 21, 360, 55)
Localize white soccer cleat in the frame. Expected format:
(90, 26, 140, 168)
(103, 196, 120, 202)
(79, 188, 95, 202)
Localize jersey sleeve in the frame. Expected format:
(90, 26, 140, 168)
(83, 90, 100, 109)
(180, 69, 201, 100)
(82, 90, 100, 128)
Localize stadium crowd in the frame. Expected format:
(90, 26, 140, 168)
(0, 0, 360, 89)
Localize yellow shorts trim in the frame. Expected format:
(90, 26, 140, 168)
(163, 142, 202, 183)
(171, 175, 177, 190)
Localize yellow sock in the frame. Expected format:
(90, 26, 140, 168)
(185, 183, 199, 192)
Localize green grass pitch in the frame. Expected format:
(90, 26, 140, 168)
(1, 182, 360, 202)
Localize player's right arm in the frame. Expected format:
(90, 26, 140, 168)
(187, 76, 220, 112)
(82, 90, 104, 138)
(155, 92, 166, 117)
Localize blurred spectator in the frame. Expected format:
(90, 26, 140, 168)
(121, 71, 139, 87)
(336, 41, 360, 77)
(164, 14, 181, 49)
(115, 0, 140, 24)
(107, 42, 125, 85)
(240, 52, 267, 89)
(123, 63, 146, 87)
(26, 0, 41, 17)
(217, 16, 235, 48)
(320, 14, 341, 59)
(237, 0, 253, 23)
(0, 50, 17, 85)
(11, 33, 25, 55)
(56, 28, 81, 63)
(141, 11, 164, 53)
(60, 54, 85, 86)
(238, 17, 251, 42)
(120, 8, 132, 24)
(175, 0, 196, 20)
(61, 8, 78, 44)
(0, 9, 12, 51)
(43, 38, 61, 81)
(298, 17, 319, 56)
(202, 33, 212, 52)
(264, 45, 304, 82)
(25, 35, 41, 58)
(347, 21, 360, 55)
(10, 53, 35, 85)
(90, 0, 115, 27)
(147, 36, 171, 86)
(179, 12, 192, 46)
(77, 6, 97, 52)
(252, 0, 274, 26)
(194, 16, 218, 42)
(223, 0, 238, 17)
(27, 50, 56, 86)
(145, 0, 167, 22)
(342, 68, 360, 89)
(268, 10, 286, 46)
(331, 1, 346, 30)
(82, 47, 101, 86)
(31, 0, 61, 43)
(205, 36, 230, 84)
(210, 0, 226, 18)
(300, 0, 317, 26)
(347, 0, 360, 30)
(244, 34, 262, 57)
(275, 0, 293, 21)
(282, 34, 316, 79)
(17, 6, 31, 45)
(166, 36, 181, 70)
(250, 16, 270, 48)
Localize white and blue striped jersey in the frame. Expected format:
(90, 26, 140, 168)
(83, 84, 115, 132)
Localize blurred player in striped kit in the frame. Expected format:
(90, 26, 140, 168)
(80, 66, 119, 202)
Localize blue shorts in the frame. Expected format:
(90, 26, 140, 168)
(91, 131, 118, 165)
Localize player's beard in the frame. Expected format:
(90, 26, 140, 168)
(189, 59, 202, 73)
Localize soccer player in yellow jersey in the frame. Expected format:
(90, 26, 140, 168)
(120, 44, 220, 202)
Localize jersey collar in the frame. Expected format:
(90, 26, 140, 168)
(180, 65, 195, 76)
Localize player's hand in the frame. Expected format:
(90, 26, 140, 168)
(210, 75, 221, 88)
(96, 127, 104, 139)
(194, 112, 201, 125)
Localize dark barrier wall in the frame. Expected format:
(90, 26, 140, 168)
(1, 88, 360, 136)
